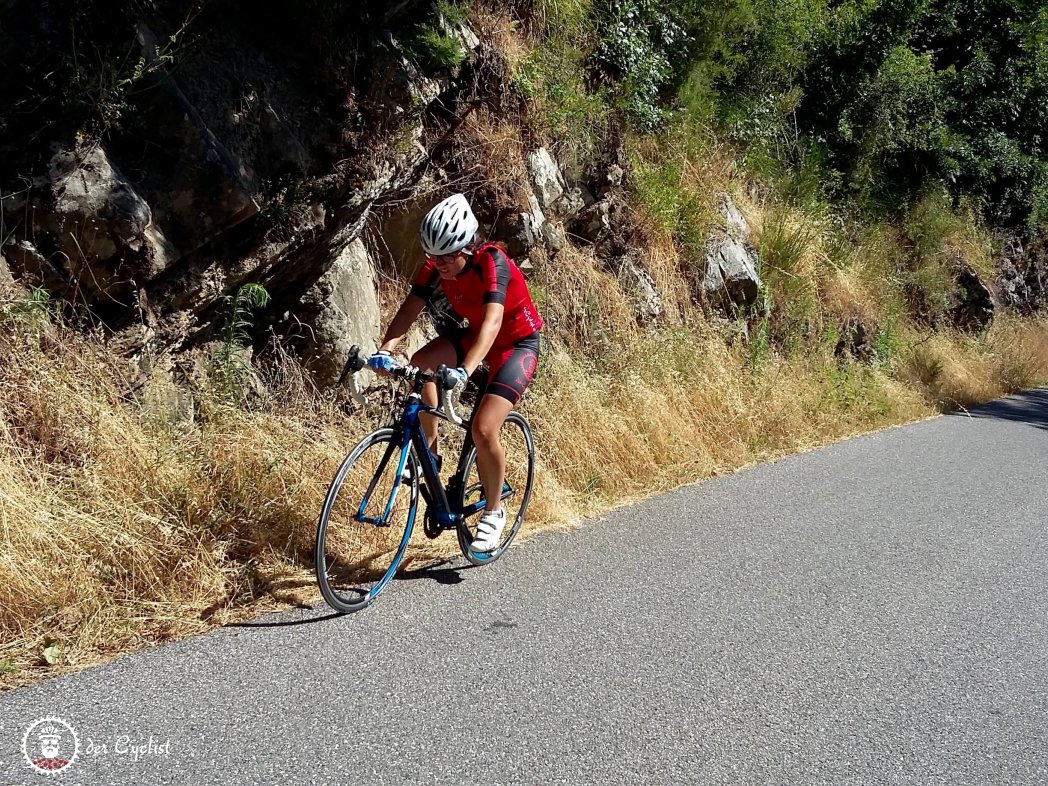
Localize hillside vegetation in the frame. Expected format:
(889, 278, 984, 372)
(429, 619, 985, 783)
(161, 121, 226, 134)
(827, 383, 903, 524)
(1, 0, 1047, 686)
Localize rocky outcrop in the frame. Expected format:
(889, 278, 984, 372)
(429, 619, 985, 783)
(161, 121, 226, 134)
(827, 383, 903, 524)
(1, 3, 487, 383)
(298, 239, 382, 385)
(950, 263, 996, 332)
(35, 145, 179, 302)
(528, 148, 568, 215)
(0, 252, 12, 289)
(997, 237, 1047, 313)
(569, 199, 615, 245)
(700, 196, 761, 310)
(500, 145, 606, 261)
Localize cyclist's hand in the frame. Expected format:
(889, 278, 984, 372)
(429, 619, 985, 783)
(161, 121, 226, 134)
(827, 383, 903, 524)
(442, 366, 468, 390)
(367, 350, 397, 376)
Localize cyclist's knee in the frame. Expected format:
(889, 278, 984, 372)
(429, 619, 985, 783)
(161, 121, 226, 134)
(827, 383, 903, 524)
(472, 416, 500, 449)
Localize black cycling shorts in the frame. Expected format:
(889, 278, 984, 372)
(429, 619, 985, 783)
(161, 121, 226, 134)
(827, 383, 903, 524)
(449, 332, 540, 405)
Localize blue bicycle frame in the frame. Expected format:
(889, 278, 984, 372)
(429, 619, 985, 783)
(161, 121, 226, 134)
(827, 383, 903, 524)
(355, 391, 513, 534)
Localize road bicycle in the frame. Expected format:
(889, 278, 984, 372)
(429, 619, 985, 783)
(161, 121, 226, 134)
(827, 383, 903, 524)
(315, 346, 536, 613)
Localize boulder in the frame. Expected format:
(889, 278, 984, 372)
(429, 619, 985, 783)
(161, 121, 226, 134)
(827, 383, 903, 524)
(540, 221, 566, 253)
(438, 16, 481, 55)
(302, 239, 382, 385)
(997, 238, 1030, 309)
(593, 163, 625, 198)
(613, 256, 661, 322)
(0, 251, 12, 289)
(38, 145, 179, 300)
(720, 195, 749, 241)
(568, 199, 613, 244)
(498, 189, 566, 260)
(527, 148, 568, 215)
(560, 186, 596, 218)
(702, 235, 762, 309)
(996, 237, 1047, 313)
(3, 240, 67, 293)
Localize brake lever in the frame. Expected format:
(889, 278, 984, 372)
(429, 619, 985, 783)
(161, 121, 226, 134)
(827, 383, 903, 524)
(439, 383, 464, 426)
(340, 345, 370, 406)
(350, 373, 368, 406)
(436, 365, 465, 426)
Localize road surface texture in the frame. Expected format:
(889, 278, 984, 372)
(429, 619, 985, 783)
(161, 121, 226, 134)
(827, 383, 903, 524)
(2, 389, 1046, 785)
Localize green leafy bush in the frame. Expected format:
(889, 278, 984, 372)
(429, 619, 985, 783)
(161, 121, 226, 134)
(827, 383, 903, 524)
(211, 284, 271, 403)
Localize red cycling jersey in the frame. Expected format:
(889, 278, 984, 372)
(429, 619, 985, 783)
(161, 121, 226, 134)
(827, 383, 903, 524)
(410, 243, 544, 344)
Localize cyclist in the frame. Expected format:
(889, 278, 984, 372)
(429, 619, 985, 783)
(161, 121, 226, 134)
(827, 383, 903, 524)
(367, 193, 543, 552)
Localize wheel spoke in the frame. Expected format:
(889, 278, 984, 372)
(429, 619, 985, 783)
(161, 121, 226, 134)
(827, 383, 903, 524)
(315, 430, 418, 612)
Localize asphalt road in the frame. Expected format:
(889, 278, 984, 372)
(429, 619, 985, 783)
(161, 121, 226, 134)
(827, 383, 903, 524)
(2, 390, 1046, 786)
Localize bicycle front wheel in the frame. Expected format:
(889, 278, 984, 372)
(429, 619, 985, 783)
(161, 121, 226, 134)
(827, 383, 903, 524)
(456, 411, 536, 566)
(315, 427, 419, 613)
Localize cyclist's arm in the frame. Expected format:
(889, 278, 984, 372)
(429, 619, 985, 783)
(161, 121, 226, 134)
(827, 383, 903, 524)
(378, 294, 427, 354)
(462, 302, 504, 375)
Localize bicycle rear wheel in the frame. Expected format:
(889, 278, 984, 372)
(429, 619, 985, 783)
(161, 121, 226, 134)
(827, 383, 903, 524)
(315, 427, 419, 613)
(456, 411, 535, 566)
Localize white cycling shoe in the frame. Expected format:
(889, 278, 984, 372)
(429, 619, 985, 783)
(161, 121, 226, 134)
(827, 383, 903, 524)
(470, 508, 506, 552)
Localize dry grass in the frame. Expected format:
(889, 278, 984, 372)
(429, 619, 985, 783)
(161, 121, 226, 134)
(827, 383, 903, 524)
(897, 316, 1048, 409)
(2, 243, 1047, 688)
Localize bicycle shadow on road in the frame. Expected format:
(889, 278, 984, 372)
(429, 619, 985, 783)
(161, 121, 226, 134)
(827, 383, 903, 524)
(223, 560, 474, 629)
(224, 609, 343, 628)
(399, 558, 474, 586)
(947, 387, 1048, 431)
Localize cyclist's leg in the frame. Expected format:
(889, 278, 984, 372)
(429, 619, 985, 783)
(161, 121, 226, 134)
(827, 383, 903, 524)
(471, 333, 540, 513)
(472, 394, 513, 513)
(410, 336, 460, 452)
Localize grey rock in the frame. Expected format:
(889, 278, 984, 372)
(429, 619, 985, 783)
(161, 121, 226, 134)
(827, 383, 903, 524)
(561, 186, 595, 219)
(492, 213, 530, 260)
(439, 17, 481, 53)
(41, 145, 180, 299)
(996, 237, 1046, 313)
(702, 234, 762, 308)
(304, 239, 382, 385)
(719, 195, 749, 241)
(527, 148, 568, 215)
(602, 164, 625, 193)
(403, 58, 445, 107)
(569, 200, 613, 243)
(997, 239, 1028, 309)
(541, 221, 566, 253)
(0, 251, 13, 288)
(512, 191, 549, 258)
(3, 239, 67, 292)
(615, 257, 661, 322)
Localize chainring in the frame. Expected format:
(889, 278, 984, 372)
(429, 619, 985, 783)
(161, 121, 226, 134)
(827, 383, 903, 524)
(422, 505, 442, 539)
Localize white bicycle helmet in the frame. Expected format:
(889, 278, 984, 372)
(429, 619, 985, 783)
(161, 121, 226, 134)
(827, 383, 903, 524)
(419, 193, 479, 256)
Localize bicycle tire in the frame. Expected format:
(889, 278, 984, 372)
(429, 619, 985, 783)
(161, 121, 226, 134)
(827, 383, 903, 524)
(315, 428, 419, 613)
(456, 411, 536, 566)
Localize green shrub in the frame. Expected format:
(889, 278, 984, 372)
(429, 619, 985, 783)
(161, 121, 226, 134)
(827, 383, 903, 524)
(409, 26, 466, 70)
(210, 284, 271, 404)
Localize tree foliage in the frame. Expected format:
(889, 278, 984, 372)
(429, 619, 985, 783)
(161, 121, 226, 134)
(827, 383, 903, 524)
(582, 0, 1048, 235)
